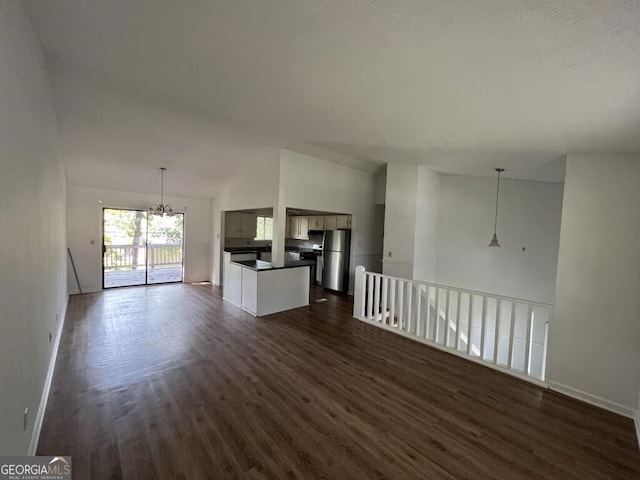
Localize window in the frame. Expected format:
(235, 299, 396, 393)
(255, 216, 273, 240)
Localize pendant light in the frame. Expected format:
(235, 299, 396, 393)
(149, 167, 174, 216)
(488, 168, 504, 247)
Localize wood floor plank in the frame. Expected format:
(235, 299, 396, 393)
(37, 283, 640, 479)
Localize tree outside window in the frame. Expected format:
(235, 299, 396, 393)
(255, 216, 273, 240)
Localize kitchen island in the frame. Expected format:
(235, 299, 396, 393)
(223, 252, 313, 316)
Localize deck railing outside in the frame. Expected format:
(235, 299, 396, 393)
(104, 244, 183, 270)
(353, 266, 553, 385)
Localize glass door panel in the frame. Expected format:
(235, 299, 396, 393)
(103, 208, 148, 288)
(147, 213, 184, 284)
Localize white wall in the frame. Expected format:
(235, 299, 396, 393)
(413, 166, 441, 283)
(436, 175, 563, 304)
(280, 149, 380, 291)
(550, 153, 640, 416)
(67, 185, 211, 293)
(210, 151, 281, 285)
(0, 1, 67, 454)
(383, 163, 418, 278)
(375, 171, 386, 205)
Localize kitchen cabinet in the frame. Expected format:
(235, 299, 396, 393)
(323, 215, 351, 230)
(336, 215, 352, 229)
(226, 212, 257, 238)
(308, 216, 325, 230)
(223, 252, 310, 316)
(288, 216, 310, 239)
(323, 215, 338, 230)
(287, 217, 294, 237)
(287, 214, 351, 235)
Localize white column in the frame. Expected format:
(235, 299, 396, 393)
(271, 187, 286, 268)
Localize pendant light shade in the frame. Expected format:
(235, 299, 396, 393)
(488, 232, 500, 248)
(149, 167, 174, 216)
(488, 168, 504, 247)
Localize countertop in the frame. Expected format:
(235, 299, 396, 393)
(232, 259, 315, 271)
(224, 247, 270, 253)
(225, 246, 319, 253)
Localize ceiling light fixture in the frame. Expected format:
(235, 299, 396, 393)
(149, 167, 174, 216)
(488, 168, 505, 247)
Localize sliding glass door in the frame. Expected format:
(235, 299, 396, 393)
(146, 212, 184, 284)
(103, 208, 184, 288)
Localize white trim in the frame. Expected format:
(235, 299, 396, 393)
(548, 381, 636, 418)
(353, 314, 548, 389)
(68, 287, 101, 295)
(28, 296, 68, 456)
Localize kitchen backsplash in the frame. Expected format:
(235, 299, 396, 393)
(225, 238, 272, 248)
(286, 233, 323, 250)
(226, 233, 323, 249)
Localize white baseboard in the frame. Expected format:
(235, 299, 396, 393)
(549, 381, 636, 418)
(28, 296, 68, 455)
(68, 287, 101, 295)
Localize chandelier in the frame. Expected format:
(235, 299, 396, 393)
(149, 167, 174, 216)
(488, 168, 504, 247)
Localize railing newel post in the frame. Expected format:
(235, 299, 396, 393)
(354, 265, 366, 319)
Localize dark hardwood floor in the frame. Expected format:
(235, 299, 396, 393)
(38, 283, 640, 479)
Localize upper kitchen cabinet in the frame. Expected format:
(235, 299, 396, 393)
(225, 212, 257, 238)
(323, 216, 338, 230)
(323, 215, 351, 230)
(336, 215, 352, 229)
(288, 216, 310, 239)
(309, 216, 325, 230)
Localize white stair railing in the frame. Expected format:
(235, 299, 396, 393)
(353, 266, 553, 385)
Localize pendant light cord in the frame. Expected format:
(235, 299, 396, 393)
(493, 168, 503, 234)
(160, 167, 165, 206)
(493, 169, 501, 234)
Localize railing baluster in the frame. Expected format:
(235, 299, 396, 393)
(406, 283, 413, 333)
(373, 276, 381, 322)
(466, 295, 473, 355)
(389, 279, 396, 326)
(479, 296, 487, 359)
(455, 291, 462, 351)
(493, 300, 501, 364)
(508, 302, 516, 368)
(415, 286, 423, 337)
(541, 316, 550, 381)
(367, 274, 373, 319)
(444, 289, 451, 348)
(425, 287, 432, 340)
(381, 277, 388, 325)
(434, 288, 441, 344)
(524, 306, 534, 375)
(397, 281, 404, 329)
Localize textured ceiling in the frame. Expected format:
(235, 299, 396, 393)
(24, 0, 640, 196)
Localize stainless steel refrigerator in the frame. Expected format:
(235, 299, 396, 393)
(322, 230, 351, 293)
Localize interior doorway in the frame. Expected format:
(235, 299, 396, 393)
(103, 208, 185, 288)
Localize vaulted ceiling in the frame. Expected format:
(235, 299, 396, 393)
(24, 0, 640, 196)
